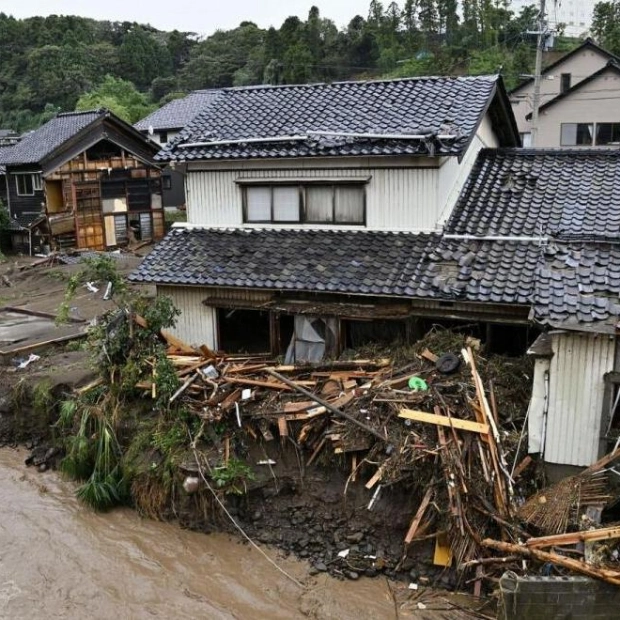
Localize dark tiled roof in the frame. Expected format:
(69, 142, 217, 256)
(445, 149, 620, 241)
(131, 227, 620, 331)
(535, 243, 620, 328)
(134, 90, 223, 132)
(158, 76, 504, 162)
(0, 110, 104, 166)
(129, 228, 541, 308)
(129, 227, 438, 296)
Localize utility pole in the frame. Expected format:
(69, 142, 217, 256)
(530, 0, 547, 147)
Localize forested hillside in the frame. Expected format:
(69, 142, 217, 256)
(1, 1, 618, 132)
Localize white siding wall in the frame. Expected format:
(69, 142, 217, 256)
(158, 286, 274, 349)
(184, 116, 496, 231)
(185, 161, 443, 231)
(544, 332, 616, 466)
(158, 285, 218, 349)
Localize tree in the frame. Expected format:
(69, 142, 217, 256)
(592, 1, 620, 55)
(118, 27, 172, 90)
(75, 75, 155, 123)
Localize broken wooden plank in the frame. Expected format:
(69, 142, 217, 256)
(169, 372, 199, 403)
(482, 538, 620, 586)
(306, 437, 326, 466)
(526, 526, 620, 549)
(365, 461, 389, 490)
(399, 409, 489, 434)
(224, 377, 296, 391)
(512, 455, 533, 480)
(199, 343, 217, 359)
(283, 400, 316, 413)
(421, 348, 439, 363)
(404, 486, 433, 544)
(267, 369, 389, 444)
(277, 417, 288, 440)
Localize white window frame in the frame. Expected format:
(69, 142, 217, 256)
(241, 181, 367, 226)
(15, 173, 41, 196)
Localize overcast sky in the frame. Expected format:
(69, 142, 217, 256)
(4, 1, 368, 35)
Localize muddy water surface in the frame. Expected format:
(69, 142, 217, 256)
(0, 448, 404, 620)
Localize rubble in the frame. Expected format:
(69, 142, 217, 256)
(32, 306, 620, 596)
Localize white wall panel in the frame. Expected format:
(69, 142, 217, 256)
(157, 285, 218, 349)
(544, 332, 616, 466)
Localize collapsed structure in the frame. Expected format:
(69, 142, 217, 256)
(0, 109, 164, 254)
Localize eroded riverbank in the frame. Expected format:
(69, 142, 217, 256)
(1, 447, 486, 620)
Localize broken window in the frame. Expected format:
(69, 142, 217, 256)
(560, 123, 593, 146)
(284, 316, 339, 363)
(596, 123, 620, 146)
(217, 308, 271, 354)
(244, 183, 365, 225)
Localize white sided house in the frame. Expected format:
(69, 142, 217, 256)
(131, 75, 522, 358)
(131, 77, 620, 471)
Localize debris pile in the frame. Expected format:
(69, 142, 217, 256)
(126, 316, 541, 588)
(63, 310, 620, 592)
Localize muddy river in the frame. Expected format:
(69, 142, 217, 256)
(0, 448, 417, 620)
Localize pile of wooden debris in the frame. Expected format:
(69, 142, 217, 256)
(120, 314, 620, 592)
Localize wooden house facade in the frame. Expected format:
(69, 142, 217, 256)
(0, 109, 163, 253)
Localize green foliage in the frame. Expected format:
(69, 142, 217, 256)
(31, 380, 54, 416)
(76, 75, 156, 123)
(210, 458, 255, 495)
(592, 1, 620, 55)
(2, 4, 614, 132)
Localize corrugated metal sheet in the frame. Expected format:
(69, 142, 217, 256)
(157, 285, 217, 349)
(185, 165, 442, 231)
(544, 332, 616, 466)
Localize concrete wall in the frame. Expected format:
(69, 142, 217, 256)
(499, 574, 620, 620)
(510, 47, 611, 136)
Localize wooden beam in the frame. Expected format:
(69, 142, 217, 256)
(482, 538, 620, 585)
(526, 526, 620, 549)
(404, 487, 433, 544)
(399, 409, 489, 434)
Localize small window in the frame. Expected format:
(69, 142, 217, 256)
(520, 132, 532, 148)
(596, 123, 620, 145)
(162, 175, 172, 190)
(15, 174, 34, 196)
(244, 183, 365, 225)
(560, 123, 593, 146)
(32, 173, 43, 191)
(159, 131, 168, 144)
(560, 73, 571, 93)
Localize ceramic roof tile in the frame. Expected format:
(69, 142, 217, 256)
(446, 148, 620, 241)
(134, 90, 224, 131)
(157, 76, 501, 162)
(0, 110, 104, 165)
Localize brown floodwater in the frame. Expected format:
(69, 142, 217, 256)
(0, 447, 417, 620)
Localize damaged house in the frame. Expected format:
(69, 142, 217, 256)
(0, 109, 164, 253)
(129, 75, 520, 357)
(130, 75, 620, 472)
